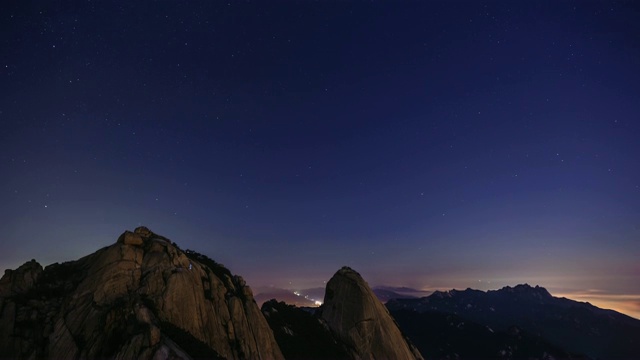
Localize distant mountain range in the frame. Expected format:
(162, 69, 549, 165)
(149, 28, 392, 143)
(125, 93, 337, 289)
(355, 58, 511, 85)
(254, 288, 319, 307)
(386, 284, 640, 359)
(254, 285, 422, 307)
(373, 285, 436, 303)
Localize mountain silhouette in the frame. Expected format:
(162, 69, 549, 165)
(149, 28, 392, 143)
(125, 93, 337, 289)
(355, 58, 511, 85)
(387, 284, 640, 359)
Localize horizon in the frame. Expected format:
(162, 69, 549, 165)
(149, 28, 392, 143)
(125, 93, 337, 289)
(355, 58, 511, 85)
(1, 226, 638, 320)
(2, 2, 639, 326)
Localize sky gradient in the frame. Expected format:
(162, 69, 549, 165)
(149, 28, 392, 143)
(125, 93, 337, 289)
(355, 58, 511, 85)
(1, 1, 639, 318)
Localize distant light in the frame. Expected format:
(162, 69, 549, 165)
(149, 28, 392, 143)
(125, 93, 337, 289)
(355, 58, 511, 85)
(315, 301, 322, 306)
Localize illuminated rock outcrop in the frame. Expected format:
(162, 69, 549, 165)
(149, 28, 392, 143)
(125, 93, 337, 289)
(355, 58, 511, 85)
(0, 226, 283, 359)
(321, 266, 423, 360)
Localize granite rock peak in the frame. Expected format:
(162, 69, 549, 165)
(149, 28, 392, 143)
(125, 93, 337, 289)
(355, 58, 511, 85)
(0, 227, 283, 359)
(321, 266, 424, 360)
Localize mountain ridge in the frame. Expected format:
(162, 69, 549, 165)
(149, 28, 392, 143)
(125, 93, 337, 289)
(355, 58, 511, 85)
(387, 283, 640, 359)
(0, 226, 283, 359)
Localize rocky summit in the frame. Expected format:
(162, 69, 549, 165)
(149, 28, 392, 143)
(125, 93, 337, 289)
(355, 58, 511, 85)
(0, 226, 283, 359)
(321, 267, 424, 360)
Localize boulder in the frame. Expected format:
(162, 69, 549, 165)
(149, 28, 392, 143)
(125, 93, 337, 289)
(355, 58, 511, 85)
(119, 231, 144, 246)
(0, 259, 43, 297)
(134, 226, 152, 238)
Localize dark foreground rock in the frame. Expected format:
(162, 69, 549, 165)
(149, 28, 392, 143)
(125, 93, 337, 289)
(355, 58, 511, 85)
(387, 285, 640, 359)
(261, 300, 351, 359)
(390, 309, 589, 360)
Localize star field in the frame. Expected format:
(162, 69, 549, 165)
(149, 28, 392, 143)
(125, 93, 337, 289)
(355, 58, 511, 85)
(1, 1, 639, 318)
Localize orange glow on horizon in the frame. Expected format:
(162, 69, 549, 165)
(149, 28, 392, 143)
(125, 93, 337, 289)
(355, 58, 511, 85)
(553, 291, 640, 320)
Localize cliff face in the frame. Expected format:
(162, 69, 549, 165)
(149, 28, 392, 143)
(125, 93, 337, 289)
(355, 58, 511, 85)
(321, 267, 423, 360)
(0, 226, 283, 360)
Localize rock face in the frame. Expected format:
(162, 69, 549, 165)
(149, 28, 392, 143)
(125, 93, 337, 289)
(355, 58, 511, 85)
(321, 267, 423, 360)
(0, 226, 283, 359)
(0, 260, 43, 297)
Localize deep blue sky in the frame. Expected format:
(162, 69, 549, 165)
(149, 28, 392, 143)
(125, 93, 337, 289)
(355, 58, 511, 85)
(1, 2, 639, 317)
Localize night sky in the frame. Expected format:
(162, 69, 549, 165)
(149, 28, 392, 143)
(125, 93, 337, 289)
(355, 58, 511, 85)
(1, 2, 639, 318)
